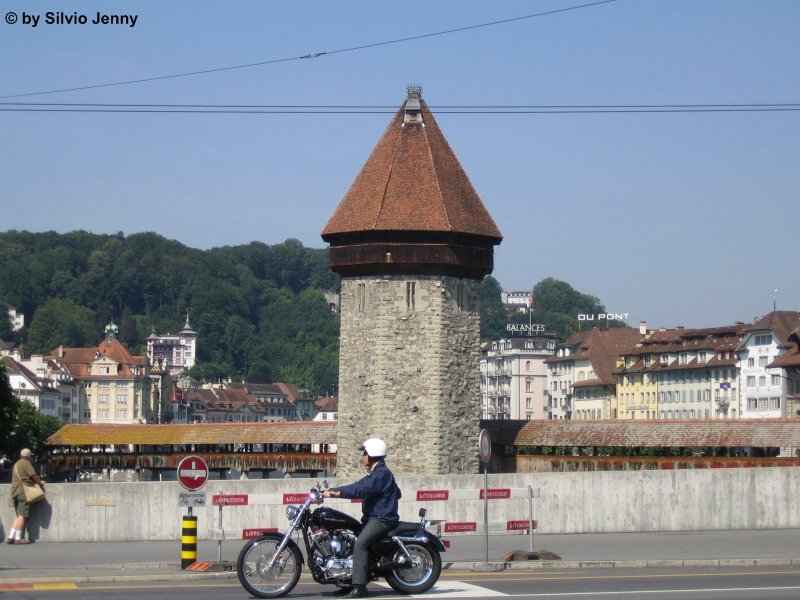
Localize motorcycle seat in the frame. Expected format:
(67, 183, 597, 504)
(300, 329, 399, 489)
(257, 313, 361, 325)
(387, 521, 423, 537)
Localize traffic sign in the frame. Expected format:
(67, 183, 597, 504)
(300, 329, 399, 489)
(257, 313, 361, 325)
(178, 491, 207, 507)
(478, 429, 492, 464)
(177, 455, 209, 491)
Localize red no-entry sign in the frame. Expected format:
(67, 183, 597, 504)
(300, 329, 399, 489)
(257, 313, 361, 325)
(177, 455, 209, 491)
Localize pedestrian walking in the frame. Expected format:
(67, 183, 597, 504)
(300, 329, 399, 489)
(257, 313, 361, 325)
(7, 448, 46, 545)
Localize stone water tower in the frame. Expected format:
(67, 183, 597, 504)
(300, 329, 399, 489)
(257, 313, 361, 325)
(321, 87, 502, 475)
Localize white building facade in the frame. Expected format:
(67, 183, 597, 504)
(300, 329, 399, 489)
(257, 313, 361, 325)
(146, 315, 197, 377)
(738, 312, 800, 419)
(480, 336, 558, 420)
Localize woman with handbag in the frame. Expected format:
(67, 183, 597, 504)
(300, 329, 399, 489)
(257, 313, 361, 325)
(7, 448, 46, 545)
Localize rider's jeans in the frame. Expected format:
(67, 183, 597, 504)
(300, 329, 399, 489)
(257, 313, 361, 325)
(352, 518, 393, 585)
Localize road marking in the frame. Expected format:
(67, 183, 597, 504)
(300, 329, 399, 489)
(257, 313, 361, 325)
(378, 581, 507, 597)
(0, 583, 31, 591)
(33, 583, 78, 590)
(510, 585, 800, 597)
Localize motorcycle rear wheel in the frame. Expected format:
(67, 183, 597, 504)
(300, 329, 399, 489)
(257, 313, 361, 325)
(237, 535, 303, 599)
(384, 542, 442, 594)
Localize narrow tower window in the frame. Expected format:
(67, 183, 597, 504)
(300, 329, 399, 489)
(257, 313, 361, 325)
(357, 283, 366, 311)
(406, 282, 416, 311)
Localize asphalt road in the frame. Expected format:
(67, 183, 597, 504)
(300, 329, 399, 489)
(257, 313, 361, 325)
(4, 566, 800, 600)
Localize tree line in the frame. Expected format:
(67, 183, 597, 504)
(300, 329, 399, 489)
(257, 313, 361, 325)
(0, 230, 619, 397)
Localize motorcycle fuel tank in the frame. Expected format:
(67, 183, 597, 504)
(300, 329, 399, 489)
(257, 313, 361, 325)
(311, 506, 362, 532)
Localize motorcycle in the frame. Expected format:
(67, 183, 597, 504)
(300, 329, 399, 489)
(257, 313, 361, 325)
(237, 481, 446, 598)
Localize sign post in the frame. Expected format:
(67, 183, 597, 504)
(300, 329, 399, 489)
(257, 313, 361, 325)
(472, 429, 502, 571)
(177, 455, 208, 569)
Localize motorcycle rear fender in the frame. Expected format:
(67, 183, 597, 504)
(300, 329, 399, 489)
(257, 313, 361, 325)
(251, 532, 306, 565)
(392, 531, 447, 553)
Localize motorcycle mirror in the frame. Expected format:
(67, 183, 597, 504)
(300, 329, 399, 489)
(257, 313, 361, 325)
(418, 508, 427, 518)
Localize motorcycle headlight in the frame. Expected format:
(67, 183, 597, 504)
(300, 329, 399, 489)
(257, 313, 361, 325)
(286, 505, 299, 520)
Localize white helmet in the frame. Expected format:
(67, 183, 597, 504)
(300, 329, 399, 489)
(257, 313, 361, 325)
(360, 438, 388, 458)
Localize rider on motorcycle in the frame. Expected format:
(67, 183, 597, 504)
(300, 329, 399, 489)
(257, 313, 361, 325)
(323, 438, 401, 598)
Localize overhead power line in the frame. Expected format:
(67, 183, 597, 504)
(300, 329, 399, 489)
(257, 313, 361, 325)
(1, 102, 799, 115)
(0, 0, 617, 100)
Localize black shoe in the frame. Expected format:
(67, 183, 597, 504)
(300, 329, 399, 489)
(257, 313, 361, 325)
(342, 585, 368, 598)
(5, 539, 14, 545)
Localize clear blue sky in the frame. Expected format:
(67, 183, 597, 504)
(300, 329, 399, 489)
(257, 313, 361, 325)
(2, 1, 798, 330)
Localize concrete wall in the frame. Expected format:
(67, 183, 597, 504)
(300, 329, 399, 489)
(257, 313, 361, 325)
(3, 469, 800, 542)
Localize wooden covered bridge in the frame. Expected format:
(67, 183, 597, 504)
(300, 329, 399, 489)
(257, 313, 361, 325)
(44, 419, 800, 480)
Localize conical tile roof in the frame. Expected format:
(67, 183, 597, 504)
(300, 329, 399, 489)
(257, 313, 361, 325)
(322, 91, 501, 241)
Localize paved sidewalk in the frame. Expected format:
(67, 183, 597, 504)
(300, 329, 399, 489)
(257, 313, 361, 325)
(1, 530, 799, 585)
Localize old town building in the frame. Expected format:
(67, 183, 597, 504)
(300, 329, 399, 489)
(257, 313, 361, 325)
(546, 327, 643, 420)
(480, 335, 560, 420)
(47, 322, 155, 424)
(739, 311, 800, 419)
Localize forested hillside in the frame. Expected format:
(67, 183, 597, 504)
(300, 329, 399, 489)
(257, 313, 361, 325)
(0, 231, 340, 395)
(0, 230, 618, 395)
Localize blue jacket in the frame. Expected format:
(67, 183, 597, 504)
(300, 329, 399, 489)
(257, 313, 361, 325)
(334, 461, 401, 526)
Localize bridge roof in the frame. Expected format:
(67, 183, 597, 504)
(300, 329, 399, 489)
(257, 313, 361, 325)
(46, 421, 338, 446)
(483, 419, 800, 448)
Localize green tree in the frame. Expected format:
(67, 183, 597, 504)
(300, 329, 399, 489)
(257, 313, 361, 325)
(26, 298, 99, 353)
(479, 276, 508, 340)
(11, 401, 61, 457)
(0, 361, 21, 456)
(0, 312, 13, 341)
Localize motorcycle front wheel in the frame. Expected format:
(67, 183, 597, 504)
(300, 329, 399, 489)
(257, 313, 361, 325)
(384, 542, 442, 594)
(237, 534, 303, 599)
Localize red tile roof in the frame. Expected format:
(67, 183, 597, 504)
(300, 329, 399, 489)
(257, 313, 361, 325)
(484, 419, 800, 448)
(48, 339, 147, 379)
(745, 311, 800, 346)
(321, 95, 501, 241)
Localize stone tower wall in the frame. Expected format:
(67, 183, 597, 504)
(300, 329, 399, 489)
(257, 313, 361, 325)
(336, 275, 482, 476)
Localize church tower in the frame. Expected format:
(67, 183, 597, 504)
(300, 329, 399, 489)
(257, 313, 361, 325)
(321, 87, 502, 475)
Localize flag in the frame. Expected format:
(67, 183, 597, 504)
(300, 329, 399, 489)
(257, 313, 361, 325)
(528, 293, 536, 309)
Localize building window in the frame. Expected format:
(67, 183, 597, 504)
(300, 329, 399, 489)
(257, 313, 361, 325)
(754, 334, 772, 345)
(525, 361, 531, 372)
(406, 282, 416, 311)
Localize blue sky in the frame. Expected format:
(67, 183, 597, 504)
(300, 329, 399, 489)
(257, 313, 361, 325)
(2, 0, 798, 330)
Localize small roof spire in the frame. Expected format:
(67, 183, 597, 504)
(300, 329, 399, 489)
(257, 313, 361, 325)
(404, 84, 423, 125)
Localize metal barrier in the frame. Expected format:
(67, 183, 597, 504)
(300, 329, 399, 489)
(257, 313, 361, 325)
(208, 485, 540, 552)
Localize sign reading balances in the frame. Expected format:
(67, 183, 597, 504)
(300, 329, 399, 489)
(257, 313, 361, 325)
(177, 455, 209, 491)
(506, 323, 545, 335)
